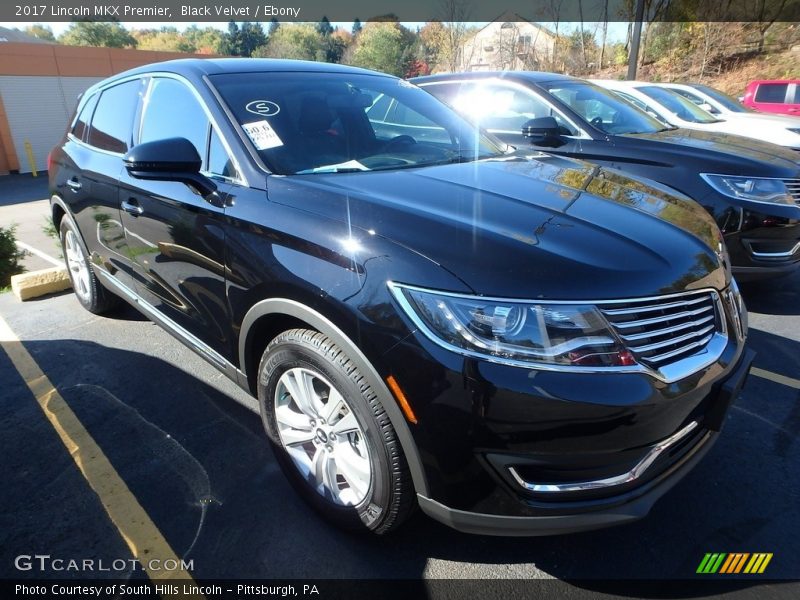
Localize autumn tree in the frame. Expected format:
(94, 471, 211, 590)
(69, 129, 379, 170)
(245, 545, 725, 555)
(24, 24, 55, 42)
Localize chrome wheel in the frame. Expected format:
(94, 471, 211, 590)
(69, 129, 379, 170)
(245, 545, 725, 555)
(274, 367, 372, 506)
(64, 229, 91, 303)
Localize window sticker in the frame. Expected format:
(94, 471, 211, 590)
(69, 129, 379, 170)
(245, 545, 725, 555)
(246, 100, 281, 117)
(242, 120, 283, 150)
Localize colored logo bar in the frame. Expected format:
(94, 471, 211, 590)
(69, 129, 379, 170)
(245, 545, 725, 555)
(697, 553, 773, 574)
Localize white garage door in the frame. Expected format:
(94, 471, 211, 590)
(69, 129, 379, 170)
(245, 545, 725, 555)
(0, 75, 101, 173)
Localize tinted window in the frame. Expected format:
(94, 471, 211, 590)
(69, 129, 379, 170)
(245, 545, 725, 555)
(87, 81, 141, 153)
(544, 81, 664, 135)
(366, 94, 393, 121)
(693, 84, 750, 113)
(208, 128, 235, 178)
(451, 83, 577, 135)
(791, 85, 800, 104)
(639, 85, 718, 123)
(140, 78, 210, 159)
(755, 83, 788, 103)
(71, 93, 98, 142)
(210, 72, 504, 175)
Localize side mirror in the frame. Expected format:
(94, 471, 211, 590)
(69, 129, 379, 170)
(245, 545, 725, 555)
(699, 103, 717, 114)
(124, 137, 218, 199)
(521, 116, 563, 147)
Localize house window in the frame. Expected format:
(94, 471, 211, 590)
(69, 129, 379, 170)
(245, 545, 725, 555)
(517, 35, 532, 53)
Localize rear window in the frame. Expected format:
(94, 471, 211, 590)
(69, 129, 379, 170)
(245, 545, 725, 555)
(87, 80, 141, 153)
(71, 93, 98, 142)
(754, 83, 788, 103)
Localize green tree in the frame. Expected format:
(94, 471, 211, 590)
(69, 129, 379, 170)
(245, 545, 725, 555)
(253, 24, 323, 61)
(183, 25, 225, 54)
(132, 27, 187, 52)
(352, 19, 362, 35)
(0, 225, 25, 289)
(349, 21, 415, 76)
(317, 16, 334, 37)
(59, 21, 137, 49)
(24, 24, 55, 42)
(222, 21, 267, 57)
(268, 18, 280, 36)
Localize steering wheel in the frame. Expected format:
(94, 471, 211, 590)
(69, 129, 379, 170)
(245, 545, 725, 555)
(361, 154, 417, 169)
(384, 135, 417, 150)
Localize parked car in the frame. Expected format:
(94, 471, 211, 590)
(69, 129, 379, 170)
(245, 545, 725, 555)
(51, 59, 754, 536)
(595, 79, 800, 150)
(413, 72, 800, 281)
(743, 80, 800, 116)
(656, 82, 800, 151)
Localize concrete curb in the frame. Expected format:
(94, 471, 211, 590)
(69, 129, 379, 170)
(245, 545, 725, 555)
(11, 267, 71, 301)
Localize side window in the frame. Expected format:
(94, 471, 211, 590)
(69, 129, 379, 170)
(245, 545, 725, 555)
(71, 93, 98, 142)
(755, 83, 788, 103)
(454, 83, 577, 135)
(791, 85, 800, 104)
(390, 103, 439, 128)
(366, 94, 393, 122)
(673, 89, 701, 104)
(140, 78, 210, 160)
(616, 91, 648, 111)
(87, 81, 141, 153)
(423, 82, 462, 107)
(208, 128, 236, 178)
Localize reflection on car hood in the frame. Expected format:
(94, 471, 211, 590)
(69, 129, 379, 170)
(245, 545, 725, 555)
(269, 154, 727, 299)
(622, 127, 800, 172)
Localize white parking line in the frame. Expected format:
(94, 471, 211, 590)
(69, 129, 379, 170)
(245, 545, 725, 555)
(751, 367, 800, 390)
(16, 241, 63, 267)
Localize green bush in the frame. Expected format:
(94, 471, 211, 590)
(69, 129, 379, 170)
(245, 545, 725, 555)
(0, 225, 26, 289)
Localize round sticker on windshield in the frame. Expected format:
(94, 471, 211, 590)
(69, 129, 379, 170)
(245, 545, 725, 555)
(246, 100, 281, 117)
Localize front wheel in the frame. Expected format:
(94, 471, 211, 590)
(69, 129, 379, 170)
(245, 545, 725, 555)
(258, 329, 415, 534)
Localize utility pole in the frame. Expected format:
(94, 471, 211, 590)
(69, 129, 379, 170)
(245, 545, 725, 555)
(627, 0, 646, 80)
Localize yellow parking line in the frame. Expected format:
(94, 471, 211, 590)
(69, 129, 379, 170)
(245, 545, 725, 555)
(750, 367, 800, 390)
(0, 315, 202, 598)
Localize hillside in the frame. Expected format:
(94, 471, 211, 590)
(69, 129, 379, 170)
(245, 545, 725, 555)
(597, 47, 800, 97)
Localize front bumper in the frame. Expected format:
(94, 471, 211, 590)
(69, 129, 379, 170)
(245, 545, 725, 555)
(383, 298, 754, 535)
(416, 347, 754, 536)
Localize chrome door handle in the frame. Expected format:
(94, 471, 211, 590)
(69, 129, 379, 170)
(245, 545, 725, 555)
(121, 198, 143, 216)
(66, 179, 82, 191)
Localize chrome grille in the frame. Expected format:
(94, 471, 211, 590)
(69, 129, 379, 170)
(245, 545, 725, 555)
(784, 179, 800, 204)
(599, 291, 722, 368)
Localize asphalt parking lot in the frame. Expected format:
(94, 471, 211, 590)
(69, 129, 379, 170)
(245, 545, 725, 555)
(1, 175, 798, 598)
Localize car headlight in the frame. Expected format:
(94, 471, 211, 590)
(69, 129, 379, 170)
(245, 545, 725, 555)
(700, 174, 793, 205)
(388, 283, 636, 367)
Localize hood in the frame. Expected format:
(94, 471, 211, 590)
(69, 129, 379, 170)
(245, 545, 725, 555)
(267, 154, 728, 300)
(618, 127, 800, 175)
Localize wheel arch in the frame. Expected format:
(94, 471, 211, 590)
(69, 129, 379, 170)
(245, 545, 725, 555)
(239, 298, 429, 497)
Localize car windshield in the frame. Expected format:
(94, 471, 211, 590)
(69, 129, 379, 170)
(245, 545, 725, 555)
(639, 86, 720, 123)
(209, 72, 505, 175)
(692, 84, 752, 113)
(541, 80, 665, 135)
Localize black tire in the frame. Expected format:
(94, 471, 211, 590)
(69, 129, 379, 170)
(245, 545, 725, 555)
(258, 328, 415, 534)
(59, 218, 120, 314)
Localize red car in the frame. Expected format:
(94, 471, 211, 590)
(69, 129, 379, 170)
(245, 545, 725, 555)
(742, 80, 800, 116)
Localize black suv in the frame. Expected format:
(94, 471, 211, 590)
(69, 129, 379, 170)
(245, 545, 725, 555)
(413, 72, 800, 281)
(50, 59, 753, 536)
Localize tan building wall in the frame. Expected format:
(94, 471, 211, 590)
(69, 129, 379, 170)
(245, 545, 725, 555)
(461, 20, 555, 72)
(0, 43, 220, 175)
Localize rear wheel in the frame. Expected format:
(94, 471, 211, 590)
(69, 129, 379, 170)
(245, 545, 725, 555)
(60, 218, 119, 314)
(258, 329, 415, 534)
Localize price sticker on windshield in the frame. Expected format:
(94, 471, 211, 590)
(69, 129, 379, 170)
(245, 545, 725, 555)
(243, 120, 283, 150)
